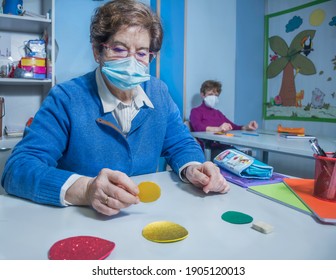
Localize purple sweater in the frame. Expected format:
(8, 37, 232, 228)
(189, 102, 242, 132)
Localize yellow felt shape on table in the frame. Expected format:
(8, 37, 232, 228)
(138, 181, 161, 203)
(142, 221, 188, 243)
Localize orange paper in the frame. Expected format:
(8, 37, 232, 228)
(277, 124, 305, 135)
(283, 178, 336, 223)
(214, 132, 234, 137)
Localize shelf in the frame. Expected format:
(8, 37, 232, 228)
(0, 2, 54, 120)
(0, 77, 52, 86)
(0, 13, 51, 33)
(0, 1, 54, 171)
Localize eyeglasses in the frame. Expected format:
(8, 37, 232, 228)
(204, 91, 219, 97)
(101, 44, 156, 64)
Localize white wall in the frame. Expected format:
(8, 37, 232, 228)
(185, 0, 236, 122)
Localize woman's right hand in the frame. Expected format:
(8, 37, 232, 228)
(219, 122, 233, 132)
(85, 169, 140, 216)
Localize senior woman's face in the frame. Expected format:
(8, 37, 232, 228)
(100, 26, 152, 66)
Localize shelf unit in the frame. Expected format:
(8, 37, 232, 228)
(0, 12, 52, 33)
(0, 0, 55, 146)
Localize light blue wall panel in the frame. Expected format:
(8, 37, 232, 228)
(235, 0, 264, 126)
(185, 0, 237, 122)
(157, 0, 185, 116)
(55, 0, 100, 83)
(55, 0, 151, 84)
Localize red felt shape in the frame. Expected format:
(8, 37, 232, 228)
(48, 236, 115, 260)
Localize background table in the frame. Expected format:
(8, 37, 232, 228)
(1, 171, 335, 260)
(191, 130, 336, 162)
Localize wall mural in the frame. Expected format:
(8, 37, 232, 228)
(263, 0, 336, 123)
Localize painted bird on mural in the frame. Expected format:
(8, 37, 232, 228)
(301, 35, 313, 56)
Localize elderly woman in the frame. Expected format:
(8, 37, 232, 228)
(2, 0, 229, 216)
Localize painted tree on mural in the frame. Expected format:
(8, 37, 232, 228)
(267, 30, 316, 106)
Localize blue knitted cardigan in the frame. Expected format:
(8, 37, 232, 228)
(1, 71, 205, 206)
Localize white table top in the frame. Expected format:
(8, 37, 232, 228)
(191, 130, 336, 158)
(1, 171, 335, 260)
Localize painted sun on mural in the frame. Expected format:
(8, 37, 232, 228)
(264, 0, 336, 123)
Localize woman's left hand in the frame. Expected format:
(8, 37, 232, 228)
(245, 121, 258, 130)
(184, 162, 230, 194)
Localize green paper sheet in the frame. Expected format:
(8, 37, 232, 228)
(248, 182, 312, 214)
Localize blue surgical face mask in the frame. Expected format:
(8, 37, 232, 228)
(101, 57, 150, 90)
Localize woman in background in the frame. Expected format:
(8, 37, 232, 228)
(189, 80, 258, 158)
(190, 80, 258, 134)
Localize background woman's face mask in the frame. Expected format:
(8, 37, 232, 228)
(204, 95, 219, 108)
(102, 56, 150, 90)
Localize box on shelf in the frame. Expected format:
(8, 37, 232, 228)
(24, 39, 46, 58)
(15, 57, 47, 79)
(21, 57, 46, 67)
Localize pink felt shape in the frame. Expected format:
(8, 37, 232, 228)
(48, 236, 115, 260)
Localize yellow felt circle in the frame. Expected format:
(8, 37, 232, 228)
(138, 181, 161, 203)
(142, 221, 188, 243)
